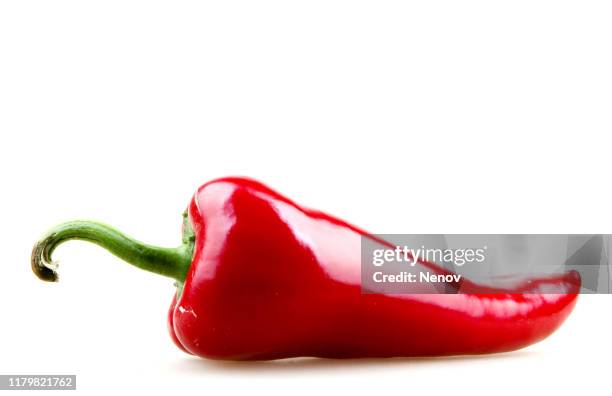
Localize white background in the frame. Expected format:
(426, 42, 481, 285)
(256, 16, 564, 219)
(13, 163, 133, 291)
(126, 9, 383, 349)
(1, 1, 611, 395)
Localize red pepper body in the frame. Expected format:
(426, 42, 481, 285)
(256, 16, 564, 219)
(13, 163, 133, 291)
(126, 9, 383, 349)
(170, 177, 580, 360)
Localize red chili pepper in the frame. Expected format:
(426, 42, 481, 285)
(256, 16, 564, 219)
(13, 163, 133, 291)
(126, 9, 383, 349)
(32, 177, 580, 360)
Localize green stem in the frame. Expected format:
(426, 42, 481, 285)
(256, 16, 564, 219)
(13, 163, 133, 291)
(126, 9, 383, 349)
(31, 220, 192, 283)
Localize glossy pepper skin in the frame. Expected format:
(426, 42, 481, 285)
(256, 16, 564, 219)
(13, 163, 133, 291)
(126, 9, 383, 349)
(32, 177, 580, 360)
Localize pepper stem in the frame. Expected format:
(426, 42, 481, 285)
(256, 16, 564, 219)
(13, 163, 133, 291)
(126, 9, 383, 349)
(31, 220, 192, 283)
